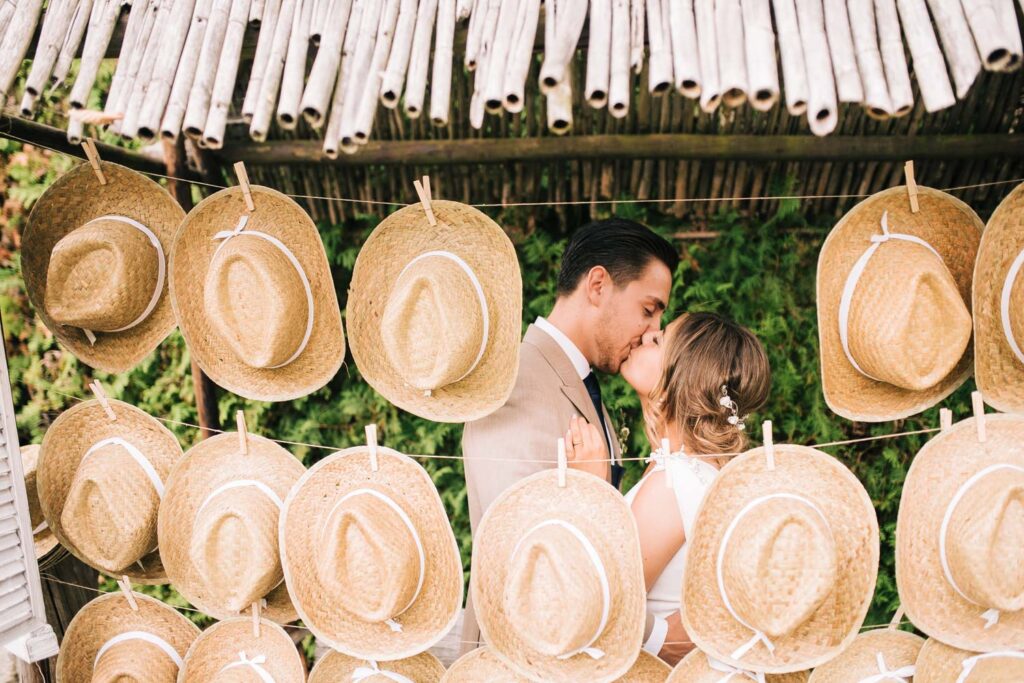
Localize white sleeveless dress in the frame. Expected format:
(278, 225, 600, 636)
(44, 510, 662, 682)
(623, 450, 719, 617)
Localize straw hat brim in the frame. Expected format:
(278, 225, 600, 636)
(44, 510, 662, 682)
(347, 200, 522, 423)
(22, 161, 184, 374)
(619, 650, 672, 682)
(816, 186, 982, 421)
(37, 399, 184, 583)
(667, 650, 809, 682)
(681, 445, 878, 673)
(806, 629, 925, 683)
(179, 617, 307, 682)
(914, 638, 1024, 683)
(441, 647, 532, 682)
(471, 468, 646, 683)
(895, 414, 1024, 651)
(56, 591, 200, 683)
(309, 649, 446, 682)
(21, 444, 60, 559)
(158, 432, 305, 624)
(280, 446, 463, 660)
(973, 181, 1024, 413)
(169, 185, 345, 402)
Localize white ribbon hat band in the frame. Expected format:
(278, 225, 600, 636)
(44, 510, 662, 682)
(218, 651, 276, 683)
(195, 479, 285, 517)
(1000, 248, 1024, 365)
(856, 652, 915, 683)
(82, 437, 166, 498)
(706, 654, 766, 683)
(93, 631, 183, 670)
(351, 660, 417, 682)
(956, 650, 1024, 683)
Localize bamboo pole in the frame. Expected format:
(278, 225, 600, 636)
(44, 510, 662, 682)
(796, 0, 838, 135)
(430, 0, 457, 124)
(772, 0, 808, 114)
(109, 0, 159, 135)
(251, 0, 266, 23)
(52, 0, 93, 87)
(103, 0, 149, 119)
(182, 0, 232, 138)
(645, 0, 672, 93)
(403, 0, 438, 117)
(502, 0, 540, 112)
(70, 0, 120, 109)
(323, 0, 364, 154)
(926, 0, 981, 96)
(250, 0, 297, 140)
(135, 0, 198, 141)
(338, 0, 382, 148)
(277, 0, 314, 128)
(630, 0, 645, 72)
(896, 0, 956, 111)
(994, 0, 1022, 71)
(609, 0, 631, 114)
(876, 0, 913, 115)
(310, 0, 326, 39)
(695, 0, 720, 111)
(823, 0, 864, 102)
(849, 0, 892, 117)
(961, 0, 1018, 71)
(546, 70, 573, 134)
(539, 0, 587, 91)
(742, 0, 779, 110)
(468, 0, 498, 125)
(482, 0, 520, 111)
(0, 0, 20, 31)
(120, 0, 175, 138)
(716, 0, 747, 106)
(21, 0, 79, 111)
(456, 0, 472, 19)
(353, 0, 400, 143)
(302, 0, 353, 126)
(668, 0, 700, 97)
(161, 0, 216, 140)
(204, 0, 253, 147)
(380, 0, 418, 107)
(242, 0, 282, 122)
(464, 0, 483, 68)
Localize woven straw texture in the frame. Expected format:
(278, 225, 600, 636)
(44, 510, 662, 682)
(667, 650, 809, 682)
(309, 649, 445, 682)
(22, 160, 184, 374)
(973, 181, 1024, 413)
(169, 185, 345, 402)
(441, 646, 532, 682)
(817, 186, 982, 421)
(348, 200, 522, 423)
(37, 398, 183, 583)
(681, 445, 878, 673)
(895, 414, 1024, 652)
(56, 591, 200, 683)
(471, 468, 646, 683)
(280, 446, 463, 660)
(21, 444, 58, 559)
(158, 431, 305, 624)
(807, 628, 924, 682)
(914, 638, 1024, 683)
(618, 650, 672, 681)
(178, 617, 306, 682)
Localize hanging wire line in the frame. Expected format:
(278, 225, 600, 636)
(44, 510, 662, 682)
(2, 120, 1023, 210)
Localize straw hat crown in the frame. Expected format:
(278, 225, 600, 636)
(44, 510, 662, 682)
(914, 638, 1024, 683)
(178, 617, 307, 683)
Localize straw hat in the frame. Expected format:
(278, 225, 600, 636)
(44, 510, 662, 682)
(680, 445, 878, 674)
(619, 651, 673, 682)
(471, 468, 646, 683)
(55, 590, 200, 682)
(442, 646, 531, 682)
(37, 398, 184, 583)
(158, 431, 305, 623)
(169, 185, 345, 402)
(309, 649, 446, 682)
(280, 444, 463, 659)
(22, 160, 184, 374)
(347, 200, 522, 423)
(21, 444, 59, 559)
(973, 181, 1024, 413)
(895, 413, 1024, 652)
(807, 628, 925, 682)
(914, 638, 1024, 683)
(178, 617, 307, 682)
(817, 187, 982, 421)
(667, 650, 809, 682)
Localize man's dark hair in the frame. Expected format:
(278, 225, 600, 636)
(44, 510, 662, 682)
(556, 218, 679, 296)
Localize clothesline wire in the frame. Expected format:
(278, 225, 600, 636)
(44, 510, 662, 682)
(2, 124, 1022, 209)
(37, 573, 914, 643)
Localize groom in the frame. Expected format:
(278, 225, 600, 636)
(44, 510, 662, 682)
(461, 218, 687, 662)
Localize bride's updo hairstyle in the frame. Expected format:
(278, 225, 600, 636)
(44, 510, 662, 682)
(644, 312, 771, 456)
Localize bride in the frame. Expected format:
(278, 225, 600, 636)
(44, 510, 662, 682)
(564, 311, 771, 662)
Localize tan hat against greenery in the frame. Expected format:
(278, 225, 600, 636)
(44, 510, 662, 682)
(973, 181, 1024, 413)
(806, 628, 924, 683)
(22, 160, 184, 374)
(178, 617, 307, 682)
(817, 186, 982, 421)
(681, 445, 878, 674)
(20, 444, 59, 560)
(348, 200, 522, 423)
(309, 649, 445, 682)
(895, 413, 1024, 652)
(56, 591, 199, 683)
(471, 468, 646, 683)
(158, 431, 305, 624)
(914, 638, 1024, 683)
(667, 649, 809, 682)
(280, 445, 463, 660)
(37, 399, 184, 583)
(170, 184, 345, 402)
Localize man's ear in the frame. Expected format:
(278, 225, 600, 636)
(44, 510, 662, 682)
(584, 266, 610, 305)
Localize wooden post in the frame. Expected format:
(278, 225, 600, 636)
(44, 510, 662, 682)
(162, 137, 222, 439)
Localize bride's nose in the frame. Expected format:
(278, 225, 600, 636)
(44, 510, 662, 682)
(641, 330, 661, 346)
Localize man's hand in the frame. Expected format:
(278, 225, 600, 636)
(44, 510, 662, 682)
(657, 611, 694, 666)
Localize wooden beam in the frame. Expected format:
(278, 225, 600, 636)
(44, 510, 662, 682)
(215, 133, 1024, 166)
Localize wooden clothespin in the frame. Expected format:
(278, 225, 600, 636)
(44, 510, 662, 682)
(118, 576, 138, 611)
(763, 420, 775, 471)
(413, 176, 436, 226)
(89, 381, 116, 421)
(236, 410, 248, 455)
(233, 161, 255, 212)
(888, 604, 906, 630)
(661, 438, 673, 489)
(557, 437, 567, 487)
(252, 600, 262, 638)
(971, 391, 987, 443)
(903, 161, 919, 213)
(940, 407, 953, 432)
(81, 138, 106, 185)
(366, 423, 379, 472)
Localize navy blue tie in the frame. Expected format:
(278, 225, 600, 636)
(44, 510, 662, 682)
(583, 372, 622, 489)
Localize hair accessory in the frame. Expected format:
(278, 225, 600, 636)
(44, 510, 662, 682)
(720, 385, 747, 431)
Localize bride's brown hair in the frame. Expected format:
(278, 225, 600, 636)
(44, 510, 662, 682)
(643, 312, 771, 459)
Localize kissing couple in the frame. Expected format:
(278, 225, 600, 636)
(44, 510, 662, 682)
(461, 218, 772, 665)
